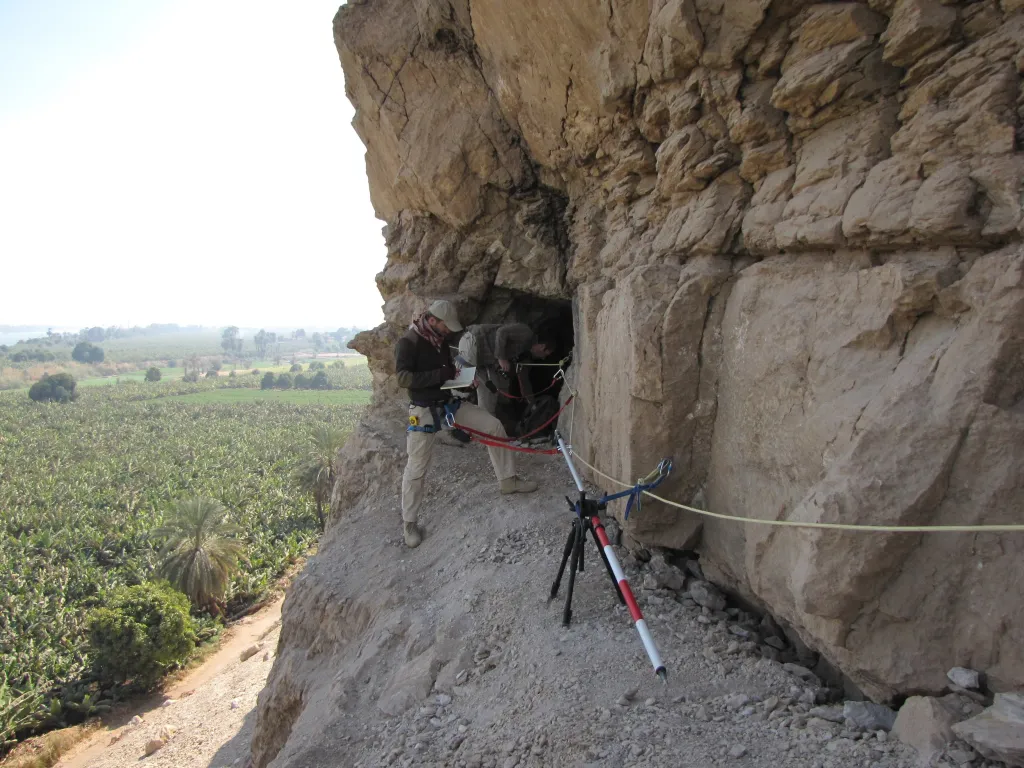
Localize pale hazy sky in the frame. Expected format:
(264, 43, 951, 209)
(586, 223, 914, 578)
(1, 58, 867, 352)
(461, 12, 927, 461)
(0, 0, 387, 330)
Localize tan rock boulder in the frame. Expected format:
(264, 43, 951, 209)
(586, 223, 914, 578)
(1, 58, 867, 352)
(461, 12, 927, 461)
(771, 5, 899, 132)
(694, 0, 772, 68)
(644, 0, 704, 84)
(953, 694, 1024, 767)
(572, 258, 731, 547)
(880, 0, 958, 67)
(334, 0, 531, 227)
(907, 161, 981, 242)
(893, 696, 960, 764)
(841, 157, 922, 244)
(704, 246, 1024, 701)
(741, 166, 795, 254)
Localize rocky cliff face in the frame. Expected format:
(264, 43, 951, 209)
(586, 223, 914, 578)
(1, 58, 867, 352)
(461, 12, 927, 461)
(338, 0, 1024, 703)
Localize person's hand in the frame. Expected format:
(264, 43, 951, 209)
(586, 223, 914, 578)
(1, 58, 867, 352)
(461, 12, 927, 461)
(440, 362, 456, 382)
(498, 358, 511, 373)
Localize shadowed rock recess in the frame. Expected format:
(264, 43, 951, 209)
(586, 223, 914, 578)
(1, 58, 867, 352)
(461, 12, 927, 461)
(254, 0, 1024, 762)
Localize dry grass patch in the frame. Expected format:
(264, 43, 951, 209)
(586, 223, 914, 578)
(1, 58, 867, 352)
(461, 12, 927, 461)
(0, 723, 100, 768)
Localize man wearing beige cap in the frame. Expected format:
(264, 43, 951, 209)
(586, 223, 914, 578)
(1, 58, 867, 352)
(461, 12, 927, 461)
(395, 299, 538, 548)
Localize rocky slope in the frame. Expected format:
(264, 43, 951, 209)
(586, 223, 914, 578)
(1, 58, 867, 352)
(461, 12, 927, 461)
(248, 4, 1024, 761)
(332, 0, 1024, 704)
(247, 419, 1012, 768)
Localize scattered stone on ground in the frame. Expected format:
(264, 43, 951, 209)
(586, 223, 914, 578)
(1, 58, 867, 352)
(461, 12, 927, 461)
(243, 422, 1024, 768)
(953, 693, 1024, 768)
(893, 696, 959, 764)
(948, 667, 982, 690)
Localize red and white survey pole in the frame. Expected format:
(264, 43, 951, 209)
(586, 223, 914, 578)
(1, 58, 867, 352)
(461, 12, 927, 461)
(551, 432, 668, 682)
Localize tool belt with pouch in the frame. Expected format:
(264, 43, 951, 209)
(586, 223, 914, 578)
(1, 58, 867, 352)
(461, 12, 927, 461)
(407, 399, 461, 434)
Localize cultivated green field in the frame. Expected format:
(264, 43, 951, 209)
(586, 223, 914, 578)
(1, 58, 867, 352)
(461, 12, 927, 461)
(165, 388, 371, 405)
(77, 368, 187, 387)
(0, 359, 373, 748)
(99, 332, 224, 363)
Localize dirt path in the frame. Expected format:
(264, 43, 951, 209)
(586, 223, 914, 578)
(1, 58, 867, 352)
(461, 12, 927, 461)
(55, 597, 284, 768)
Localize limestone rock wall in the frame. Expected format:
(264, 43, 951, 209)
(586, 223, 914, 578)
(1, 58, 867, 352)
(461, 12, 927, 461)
(336, 0, 1024, 701)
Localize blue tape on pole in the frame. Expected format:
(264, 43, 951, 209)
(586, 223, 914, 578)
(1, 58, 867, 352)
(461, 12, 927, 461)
(597, 459, 673, 521)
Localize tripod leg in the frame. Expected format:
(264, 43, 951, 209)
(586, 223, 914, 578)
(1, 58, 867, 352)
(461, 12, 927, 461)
(562, 519, 583, 626)
(589, 521, 625, 604)
(548, 523, 576, 602)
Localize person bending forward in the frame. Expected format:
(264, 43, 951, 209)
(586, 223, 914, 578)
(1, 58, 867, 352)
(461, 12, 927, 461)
(457, 322, 556, 416)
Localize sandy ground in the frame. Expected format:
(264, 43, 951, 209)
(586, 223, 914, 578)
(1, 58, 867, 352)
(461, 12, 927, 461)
(55, 598, 284, 768)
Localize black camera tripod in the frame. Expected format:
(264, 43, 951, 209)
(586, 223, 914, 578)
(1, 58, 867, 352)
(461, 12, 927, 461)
(548, 493, 624, 626)
(548, 432, 668, 681)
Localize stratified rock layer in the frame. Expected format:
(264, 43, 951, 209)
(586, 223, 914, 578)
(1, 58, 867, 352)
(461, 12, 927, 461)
(338, 0, 1024, 705)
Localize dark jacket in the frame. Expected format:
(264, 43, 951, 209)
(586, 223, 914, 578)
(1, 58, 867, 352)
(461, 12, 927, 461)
(395, 328, 452, 404)
(469, 323, 535, 367)
(471, 323, 538, 402)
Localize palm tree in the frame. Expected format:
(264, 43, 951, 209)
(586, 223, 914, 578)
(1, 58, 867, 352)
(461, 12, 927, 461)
(152, 498, 244, 614)
(292, 425, 346, 531)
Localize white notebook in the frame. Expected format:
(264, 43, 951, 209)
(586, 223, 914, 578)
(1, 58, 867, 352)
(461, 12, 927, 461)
(441, 366, 476, 389)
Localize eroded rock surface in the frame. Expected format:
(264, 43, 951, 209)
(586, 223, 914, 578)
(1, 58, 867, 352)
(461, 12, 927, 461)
(261, 1, 1024, 755)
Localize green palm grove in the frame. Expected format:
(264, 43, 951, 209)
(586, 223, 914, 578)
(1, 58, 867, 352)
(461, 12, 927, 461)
(0, 365, 369, 750)
(292, 425, 347, 531)
(153, 498, 245, 614)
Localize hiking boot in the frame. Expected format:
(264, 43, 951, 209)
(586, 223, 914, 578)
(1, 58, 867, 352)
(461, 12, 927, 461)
(500, 476, 538, 495)
(403, 522, 422, 548)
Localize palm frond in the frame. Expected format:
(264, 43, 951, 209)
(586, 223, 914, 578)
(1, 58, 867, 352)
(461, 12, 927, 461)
(152, 498, 244, 610)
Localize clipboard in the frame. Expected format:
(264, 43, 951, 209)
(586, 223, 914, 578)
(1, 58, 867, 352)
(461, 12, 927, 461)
(441, 366, 476, 389)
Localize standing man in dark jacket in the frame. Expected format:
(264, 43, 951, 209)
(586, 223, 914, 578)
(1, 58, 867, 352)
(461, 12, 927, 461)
(395, 300, 538, 548)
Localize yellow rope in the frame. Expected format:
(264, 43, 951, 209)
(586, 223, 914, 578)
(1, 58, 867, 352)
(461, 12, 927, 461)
(566, 448, 1024, 534)
(552, 377, 1023, 533)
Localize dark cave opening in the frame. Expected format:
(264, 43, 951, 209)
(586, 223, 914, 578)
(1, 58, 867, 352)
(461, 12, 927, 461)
(463, 289, 574, 439)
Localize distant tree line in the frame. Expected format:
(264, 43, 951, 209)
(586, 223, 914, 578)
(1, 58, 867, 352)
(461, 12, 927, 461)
(4, 348, 56, 362)
(261, 361, 331, 391)
(8, 324, 208, 349)
(1, 341, 106, 364)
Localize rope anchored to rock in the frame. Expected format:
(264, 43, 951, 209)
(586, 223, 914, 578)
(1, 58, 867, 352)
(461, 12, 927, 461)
(448, 373, 1024, 533)
(596, 459, 673, 521)
(451, 395, 574, 455)
(567, 448, 1024, 534)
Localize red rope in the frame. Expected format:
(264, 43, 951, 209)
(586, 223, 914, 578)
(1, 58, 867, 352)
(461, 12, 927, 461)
(453, 396, 573, 444)
(474, 438, 560, 455)
(495, 376, 561, 401)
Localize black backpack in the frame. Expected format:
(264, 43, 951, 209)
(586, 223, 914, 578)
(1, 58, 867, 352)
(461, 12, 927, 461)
(514, 395, 560, 439)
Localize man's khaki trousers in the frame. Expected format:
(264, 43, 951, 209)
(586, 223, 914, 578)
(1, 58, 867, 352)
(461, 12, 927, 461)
(401, 403, 515, 524)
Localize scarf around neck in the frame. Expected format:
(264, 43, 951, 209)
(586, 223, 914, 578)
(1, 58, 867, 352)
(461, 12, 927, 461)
(411, 314, 445, 351)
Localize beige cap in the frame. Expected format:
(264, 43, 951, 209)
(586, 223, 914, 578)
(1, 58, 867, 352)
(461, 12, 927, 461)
(427, 299, 463, 332)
